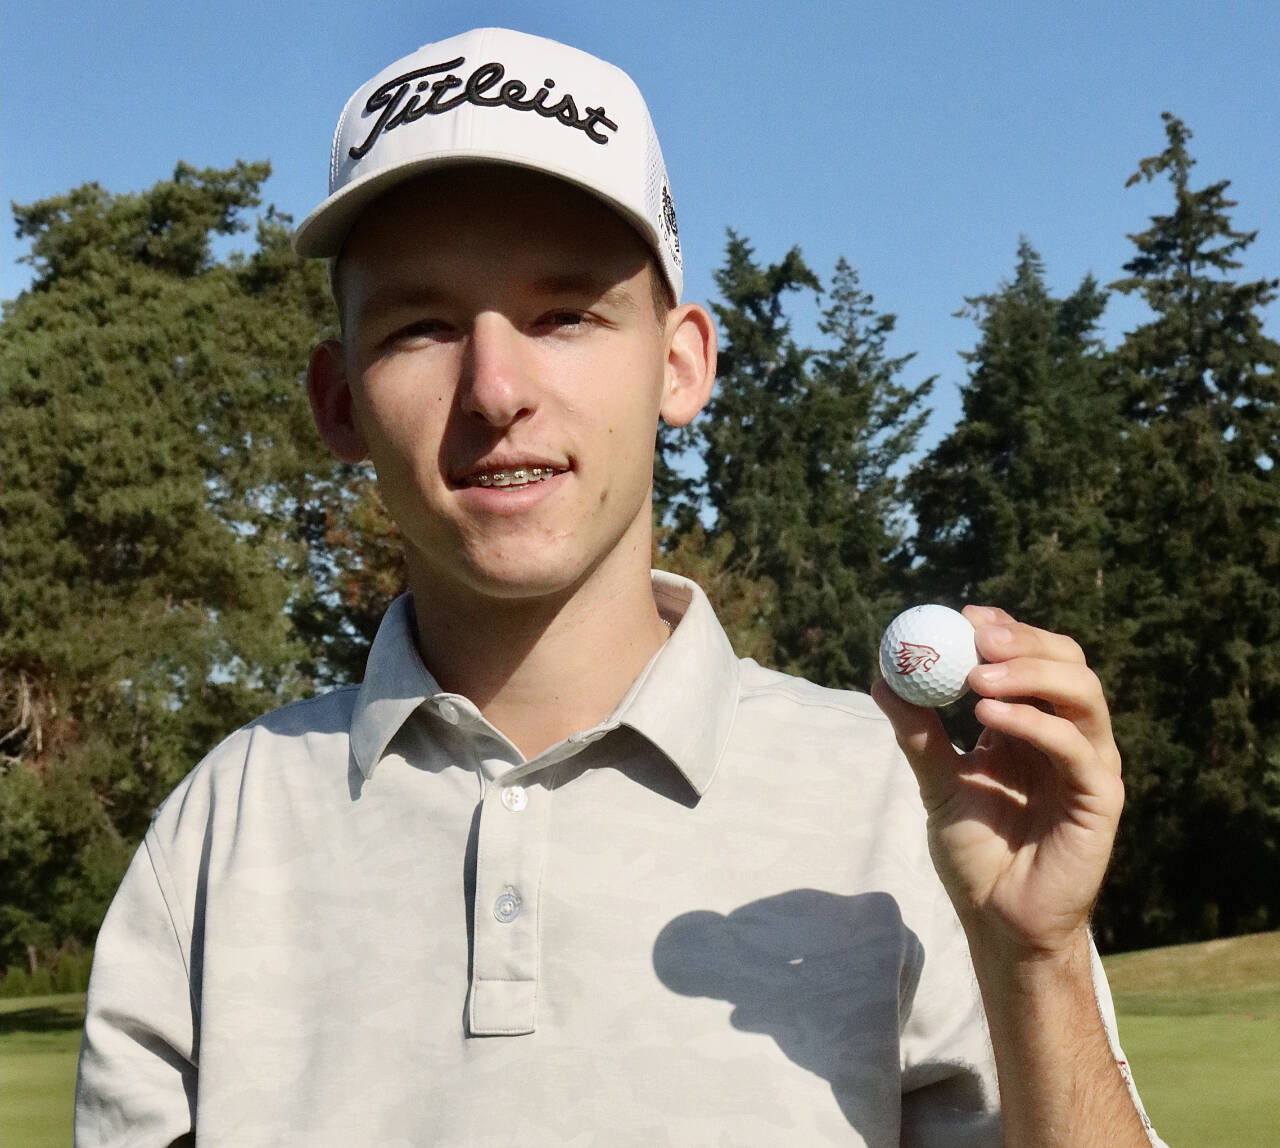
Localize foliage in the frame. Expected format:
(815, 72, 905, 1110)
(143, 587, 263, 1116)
(0, 163, 338, 967)
(291, 469, 407, 686)
(904, 117, 1280, 948)
(908, 239, 1116, 643)
(0, 949, 93, 998)
(653, 525, 778, 664)
(681, 235, 931, 688)
(1100, 114, 1280, 946)
(4, 112, 1279, 971)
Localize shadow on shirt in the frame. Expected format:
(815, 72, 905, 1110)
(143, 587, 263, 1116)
(652, 888, 987, 1134)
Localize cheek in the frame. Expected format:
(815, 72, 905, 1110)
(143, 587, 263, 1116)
(604, 348, 668, 426)
(598, 394, 664, 493)
(354, 393, 449, 486)
(356, 361, 449, 435)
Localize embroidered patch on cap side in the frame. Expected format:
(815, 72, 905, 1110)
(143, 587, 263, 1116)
(660, 180, 682, 268)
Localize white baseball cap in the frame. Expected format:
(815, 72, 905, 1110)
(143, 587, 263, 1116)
(294, 27, 683, 300)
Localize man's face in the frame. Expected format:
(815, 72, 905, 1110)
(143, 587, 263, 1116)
(330, 166, 676, 607)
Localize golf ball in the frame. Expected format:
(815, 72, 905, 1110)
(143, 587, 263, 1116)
(879, 604, 979, 708)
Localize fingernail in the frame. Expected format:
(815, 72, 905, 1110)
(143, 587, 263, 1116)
(986, 626, 1013, 646)
(974, 664, 1007, 685)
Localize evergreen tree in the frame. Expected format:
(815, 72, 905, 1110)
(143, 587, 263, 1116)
(693, 234, 930, 687)
(908, 240, 1116, 646)
(0, 164, 338, 966)
(653, 525, 779, 665)
(1103, 114, 1280, 945)
(292, 470, 408, 686)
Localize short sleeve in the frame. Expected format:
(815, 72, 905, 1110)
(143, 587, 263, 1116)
(75, 833, 198, 1147)
(898, 880, 1002, 1147)
(1090, 938, 1169, 1147)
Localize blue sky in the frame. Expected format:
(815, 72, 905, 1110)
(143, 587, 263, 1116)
(6, 1, 1279, 450)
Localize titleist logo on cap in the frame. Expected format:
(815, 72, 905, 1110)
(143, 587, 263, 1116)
(350, 56, 621, 161)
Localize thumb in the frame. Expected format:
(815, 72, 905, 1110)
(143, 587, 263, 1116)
(870, 678, 962, 811)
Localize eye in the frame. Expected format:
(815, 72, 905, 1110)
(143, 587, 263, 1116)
(383, 318, 456, 348)
(535, 309, 589, 332)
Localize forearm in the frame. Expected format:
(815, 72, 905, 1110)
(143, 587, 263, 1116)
(967, 927, 1150, 1148)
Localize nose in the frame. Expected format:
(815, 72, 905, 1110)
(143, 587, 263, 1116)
(459, 312, 535, 427)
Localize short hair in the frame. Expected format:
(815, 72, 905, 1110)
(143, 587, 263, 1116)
(647, 256, 677, 323)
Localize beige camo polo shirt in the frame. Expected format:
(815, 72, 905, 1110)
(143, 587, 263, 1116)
(76, 572, 1155, 1146)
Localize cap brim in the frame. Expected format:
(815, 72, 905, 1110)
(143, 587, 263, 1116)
(293, 151, 662, 268)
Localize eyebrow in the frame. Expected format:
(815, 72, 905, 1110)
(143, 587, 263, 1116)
(526, 274, 643, 314)
(351, 285, 452, 324)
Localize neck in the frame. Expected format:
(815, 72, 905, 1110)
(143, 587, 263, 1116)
(404, 546, 670, 760)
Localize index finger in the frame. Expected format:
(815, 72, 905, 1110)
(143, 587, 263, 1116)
(963, 606, 1088, 667)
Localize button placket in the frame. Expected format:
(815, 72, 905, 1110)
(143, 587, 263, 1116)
(468, 773, 551, 1037)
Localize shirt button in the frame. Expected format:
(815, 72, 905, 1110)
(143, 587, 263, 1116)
(438, 701, 461, 724)
(493, 889, 522, 924)
(500, 785, 527, 812)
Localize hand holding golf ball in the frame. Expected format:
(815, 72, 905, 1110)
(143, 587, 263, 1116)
(871, 604, 1126, 959)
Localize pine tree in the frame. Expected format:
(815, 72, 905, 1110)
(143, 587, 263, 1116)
(908, 240, 1116, 647)
(1102, 114, 1280, 944)
(692, 234, 930, 687)
(0, 164, 338, 966)
(653, 525, 778, 665)
(291, 471, 408, 686)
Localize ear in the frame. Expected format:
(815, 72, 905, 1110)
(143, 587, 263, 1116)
(659, 303, 717, 427)
(306, 340, 368, 463)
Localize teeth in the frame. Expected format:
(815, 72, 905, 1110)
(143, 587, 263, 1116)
(468, 467, 561, 489)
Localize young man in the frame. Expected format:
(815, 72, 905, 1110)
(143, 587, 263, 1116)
(77, 28, 1162, 1146)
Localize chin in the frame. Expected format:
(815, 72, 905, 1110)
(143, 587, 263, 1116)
(406, 509, 650, 608)
(449, 548, 596, 604)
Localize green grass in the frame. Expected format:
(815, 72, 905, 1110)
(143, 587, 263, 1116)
(4, 936, 1278, 1145)
(1104, 929, 1280, 1017)
(0, 993, 84, 1148)
(1116, 1014, 1278, 1145)
(1103, 931, 1280, 1146)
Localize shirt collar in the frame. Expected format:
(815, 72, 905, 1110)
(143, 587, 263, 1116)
(610, 571, 739, 795)
(349, 572, 740, 796)
(349, 593, 444, 778)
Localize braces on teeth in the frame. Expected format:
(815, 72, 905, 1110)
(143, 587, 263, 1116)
(472, 467, 561, 487)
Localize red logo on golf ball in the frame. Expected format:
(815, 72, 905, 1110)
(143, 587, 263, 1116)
(894, 641, 941, 676)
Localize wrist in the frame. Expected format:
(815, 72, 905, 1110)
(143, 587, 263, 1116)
(962, 922, 1095, 1005)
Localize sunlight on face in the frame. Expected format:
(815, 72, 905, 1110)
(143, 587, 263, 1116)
(331, 165, 677, 607)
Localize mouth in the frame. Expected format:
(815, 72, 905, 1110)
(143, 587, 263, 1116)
(458, 465, 569, 490)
